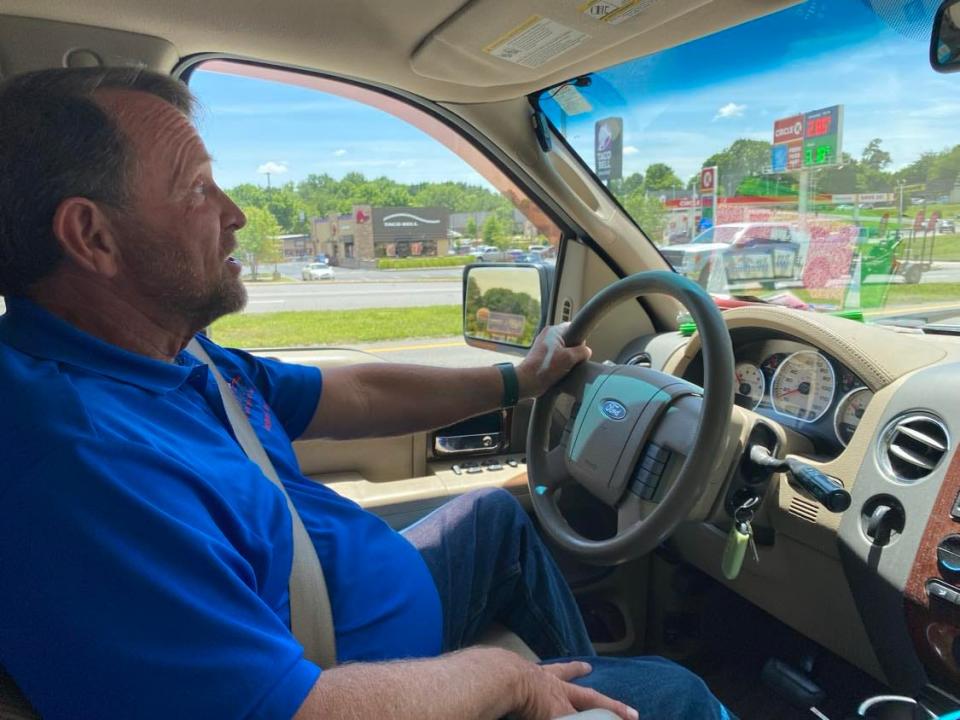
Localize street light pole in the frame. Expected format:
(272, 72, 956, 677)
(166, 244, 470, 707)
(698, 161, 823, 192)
(897, 180, 905, 231)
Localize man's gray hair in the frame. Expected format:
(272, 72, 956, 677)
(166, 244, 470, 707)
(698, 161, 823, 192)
(0, 67, 196, 296)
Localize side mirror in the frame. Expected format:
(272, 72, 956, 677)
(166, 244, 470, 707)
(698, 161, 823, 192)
(931, 0, 960, 72)
(463, 262, 552, 354)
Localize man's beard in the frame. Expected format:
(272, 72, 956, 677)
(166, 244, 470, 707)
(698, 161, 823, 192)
(123, 238, 248, 332)
(172, 265, 247, 330)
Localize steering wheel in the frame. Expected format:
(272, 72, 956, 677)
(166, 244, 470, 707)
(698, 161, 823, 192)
(527, 271, 735, 565)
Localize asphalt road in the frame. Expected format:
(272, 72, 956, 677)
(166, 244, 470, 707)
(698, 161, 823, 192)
(263, 261, 464, 283)
(244, 280, 461, 313)
(241, 262, 463, 313)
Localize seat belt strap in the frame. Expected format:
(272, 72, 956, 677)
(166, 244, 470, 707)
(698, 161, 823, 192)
(187, 338, 337, 670)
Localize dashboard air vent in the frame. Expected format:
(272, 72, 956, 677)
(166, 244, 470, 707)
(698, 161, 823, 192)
(879, 413, 949, 483)
(560, 297, 573, 323)
(625, 352, 652, 368)
(788, 496, 820, 524)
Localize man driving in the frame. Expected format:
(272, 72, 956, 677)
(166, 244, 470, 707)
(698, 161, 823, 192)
(0, 67, 732, 719)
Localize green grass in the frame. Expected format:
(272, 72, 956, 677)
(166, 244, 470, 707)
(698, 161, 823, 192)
(791, 283, 960, 314)
(376, 256, 473, 270)
(210, 305, 462, 348)
(929, 235, 960, 261)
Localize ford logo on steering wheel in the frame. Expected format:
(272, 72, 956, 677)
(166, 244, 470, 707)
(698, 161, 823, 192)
(599, 399, 628, 421)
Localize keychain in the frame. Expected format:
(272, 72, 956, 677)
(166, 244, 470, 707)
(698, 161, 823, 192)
(722, 496, 760, 580)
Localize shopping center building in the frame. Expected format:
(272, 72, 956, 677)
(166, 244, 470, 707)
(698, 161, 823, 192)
(311, 205, 450, 266)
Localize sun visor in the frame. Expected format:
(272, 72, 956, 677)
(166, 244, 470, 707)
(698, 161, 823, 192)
(411, 0, 800, 92)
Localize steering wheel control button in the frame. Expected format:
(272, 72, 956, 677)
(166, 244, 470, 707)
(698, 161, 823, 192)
(629, 443, 673, 500)
(937, 535, 960, 575)
(645, 443, 670, 462)
(599, 399, 628, 421)
(638, 455, 666, 475)
(927, 579, 960, 605)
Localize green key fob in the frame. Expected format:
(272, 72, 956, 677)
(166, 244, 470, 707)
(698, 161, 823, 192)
(722, 522, 750, 580)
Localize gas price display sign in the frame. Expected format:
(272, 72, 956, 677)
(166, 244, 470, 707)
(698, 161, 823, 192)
(802, 105, 843, 168)
(771, 105, 843, 171)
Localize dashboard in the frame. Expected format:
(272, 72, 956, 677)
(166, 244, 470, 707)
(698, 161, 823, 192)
(681, 338, 873, 458)
(617, 308, 960, 700)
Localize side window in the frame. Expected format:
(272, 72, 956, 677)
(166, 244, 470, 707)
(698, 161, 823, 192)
(188, 60, 561, 365)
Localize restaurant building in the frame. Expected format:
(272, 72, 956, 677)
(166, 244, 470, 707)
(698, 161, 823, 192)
(311, 205, 450, 266)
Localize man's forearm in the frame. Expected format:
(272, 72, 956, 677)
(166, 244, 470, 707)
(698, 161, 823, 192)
(302, 324, 590, 441)
(294, 647, 524, 720)
(305, 362, 514, 440)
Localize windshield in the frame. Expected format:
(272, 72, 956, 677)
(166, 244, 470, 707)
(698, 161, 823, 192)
(692, 227, 741, 245)
(537, 0, 959, 328)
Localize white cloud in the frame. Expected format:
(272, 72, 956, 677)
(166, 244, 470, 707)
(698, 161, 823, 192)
(257, 161, 288, 175)
(713, 102, 747, 120)
(623, 145, 639, 155)
(333, 148, 348, 157)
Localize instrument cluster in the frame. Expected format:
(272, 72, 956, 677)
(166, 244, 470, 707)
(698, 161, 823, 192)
(730, 340, 873, 453)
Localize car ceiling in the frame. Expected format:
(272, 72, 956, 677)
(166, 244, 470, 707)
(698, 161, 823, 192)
(0, 0, 798, 102)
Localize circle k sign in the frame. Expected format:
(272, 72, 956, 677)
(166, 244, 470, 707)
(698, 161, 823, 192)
(700, 166, 717, 193)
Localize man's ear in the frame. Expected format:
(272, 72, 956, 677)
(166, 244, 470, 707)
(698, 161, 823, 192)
(51, 197, 120, 278)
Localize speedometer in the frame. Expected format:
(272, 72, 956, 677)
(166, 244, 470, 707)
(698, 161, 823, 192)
(734, 362, 764, 410)
(834, 387, 873, 446)
(770, 351, 836, 423)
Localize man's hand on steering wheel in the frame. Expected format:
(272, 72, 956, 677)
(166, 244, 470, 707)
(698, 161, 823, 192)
(517, 323, 593, 400)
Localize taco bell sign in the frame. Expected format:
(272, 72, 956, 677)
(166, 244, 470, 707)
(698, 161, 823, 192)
(594, 117, 623, 182)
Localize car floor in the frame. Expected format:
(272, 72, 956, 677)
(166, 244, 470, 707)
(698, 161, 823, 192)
(675, 581, 889, 720)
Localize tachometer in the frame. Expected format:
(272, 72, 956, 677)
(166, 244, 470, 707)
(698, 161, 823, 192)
(734, 362, 764, 410)
(771, 351, 836, 423)
(834, 387, 873, 446)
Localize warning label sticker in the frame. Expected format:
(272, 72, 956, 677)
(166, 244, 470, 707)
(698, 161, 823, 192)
(483, 16, 589, 69)
(578, 0, 657, 25)
(552, 84, 593, 116)
(578, 0, 633, 21)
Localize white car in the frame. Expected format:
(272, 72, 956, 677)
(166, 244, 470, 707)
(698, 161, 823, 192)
(301, 262, 335, 281)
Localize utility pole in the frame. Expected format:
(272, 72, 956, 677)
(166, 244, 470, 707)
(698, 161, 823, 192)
(897, 179, 906, 231)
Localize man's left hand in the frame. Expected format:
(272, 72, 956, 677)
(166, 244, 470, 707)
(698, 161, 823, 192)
(516, 322, 592, 399)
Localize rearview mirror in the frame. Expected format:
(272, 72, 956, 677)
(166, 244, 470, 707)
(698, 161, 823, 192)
(931, 0, 960, 72)
(463, 263, 551, 353)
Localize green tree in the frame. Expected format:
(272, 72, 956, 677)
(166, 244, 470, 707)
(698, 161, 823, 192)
(644, 163, 683, 192)
(816, 153, 859, 194)
(929, 145, 960, 187)
(894, 152, 939, 186)
(609, 172, 644, 197)
(237, 206, 282, 281)
(702, 138, 772, 196)
(465, 216, 478, 240)
(227, 183, 268, 209)
(266, 183, 309, 233)
(482, 215, 507, 248)
(861, 138, 892, 171)
(622, 191, 666, 242)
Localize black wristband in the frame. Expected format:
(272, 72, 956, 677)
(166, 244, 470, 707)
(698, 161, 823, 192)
(494, 362, 520, 408)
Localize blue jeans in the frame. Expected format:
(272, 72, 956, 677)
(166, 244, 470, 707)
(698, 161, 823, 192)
(403, 488, 733, 719)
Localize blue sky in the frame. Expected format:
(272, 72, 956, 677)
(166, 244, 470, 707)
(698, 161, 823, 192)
(189, 71, 491, 190)
(544, 0, 956, 182)
(190, 0, 955, 191)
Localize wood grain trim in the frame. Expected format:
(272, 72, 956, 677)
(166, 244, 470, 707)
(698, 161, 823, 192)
(904, 450, 960, 691)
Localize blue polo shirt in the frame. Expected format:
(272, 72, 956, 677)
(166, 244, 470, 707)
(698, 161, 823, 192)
(0, 298, 442, 719)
